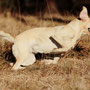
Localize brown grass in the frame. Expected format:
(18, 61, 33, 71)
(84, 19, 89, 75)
(0, 14, 90, 90)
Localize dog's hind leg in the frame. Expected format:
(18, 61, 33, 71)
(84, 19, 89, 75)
(12, 56, 25, 70)
(21, 53, 36, 67)
(12, 53, 36, 70)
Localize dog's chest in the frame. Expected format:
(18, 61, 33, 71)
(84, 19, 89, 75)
(32, 36, 58, 53)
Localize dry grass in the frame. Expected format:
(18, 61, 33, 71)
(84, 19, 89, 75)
(0, 14, 90, 90)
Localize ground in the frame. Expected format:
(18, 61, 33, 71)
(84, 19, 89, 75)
(0, 14, 90, 90)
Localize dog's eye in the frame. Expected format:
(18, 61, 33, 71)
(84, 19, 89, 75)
(88, 28, 90, 32)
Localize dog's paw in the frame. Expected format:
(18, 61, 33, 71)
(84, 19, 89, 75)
(41, 57, 59, 65)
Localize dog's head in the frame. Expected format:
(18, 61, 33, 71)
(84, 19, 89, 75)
(79, 6, 90, 34)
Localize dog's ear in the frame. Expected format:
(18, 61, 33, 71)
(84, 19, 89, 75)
(80, 6, 89, 21)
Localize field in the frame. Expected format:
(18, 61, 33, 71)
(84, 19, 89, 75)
(0, 13, 90, 90)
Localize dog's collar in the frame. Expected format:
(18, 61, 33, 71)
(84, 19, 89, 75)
(49, 36, 62, 48)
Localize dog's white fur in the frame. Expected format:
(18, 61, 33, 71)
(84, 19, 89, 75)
(0, 6, 90, 70)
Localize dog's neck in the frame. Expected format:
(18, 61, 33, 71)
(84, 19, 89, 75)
(68, 19, 85, 40)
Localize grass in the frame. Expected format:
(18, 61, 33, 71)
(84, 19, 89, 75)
(0, 14, 90, 90)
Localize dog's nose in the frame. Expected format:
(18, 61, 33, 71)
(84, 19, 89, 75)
(88, 28, 90, 32)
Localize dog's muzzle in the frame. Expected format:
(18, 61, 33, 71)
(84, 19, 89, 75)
(88, 28, 90, 32)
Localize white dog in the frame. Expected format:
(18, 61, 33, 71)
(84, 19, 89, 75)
(0, 6, 90, 70)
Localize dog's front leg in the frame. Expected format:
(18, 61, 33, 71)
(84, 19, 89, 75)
(41, 57, 60, 65)
(51, 47, 70, 53)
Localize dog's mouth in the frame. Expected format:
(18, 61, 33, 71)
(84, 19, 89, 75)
(88, 28, 90, 32)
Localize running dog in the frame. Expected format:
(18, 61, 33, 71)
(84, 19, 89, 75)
(0, 6, 90, 70)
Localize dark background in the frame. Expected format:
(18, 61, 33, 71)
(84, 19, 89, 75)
(0, 0, 90, 15)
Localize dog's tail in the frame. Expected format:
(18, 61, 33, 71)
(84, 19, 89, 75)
(0, 31, 15, 43)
